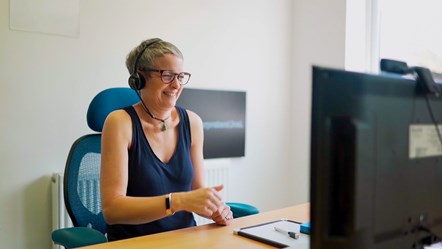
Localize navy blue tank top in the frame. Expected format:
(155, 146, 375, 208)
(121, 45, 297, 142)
(106, 105, 196, 241)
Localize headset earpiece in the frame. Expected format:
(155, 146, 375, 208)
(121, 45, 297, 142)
(128, 39, 161, 91)
(128, 72, 144, 90)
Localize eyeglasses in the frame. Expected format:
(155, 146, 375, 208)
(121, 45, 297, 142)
(144, 69, 191, 85)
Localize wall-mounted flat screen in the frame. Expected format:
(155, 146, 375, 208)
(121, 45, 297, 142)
(177, 88, 246, 159)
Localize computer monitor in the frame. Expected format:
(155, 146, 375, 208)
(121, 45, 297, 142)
(177, 88, 246, 159)
(310, 66, 442, 249)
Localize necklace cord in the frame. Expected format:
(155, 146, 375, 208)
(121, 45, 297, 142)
(134, 90, 170, 131)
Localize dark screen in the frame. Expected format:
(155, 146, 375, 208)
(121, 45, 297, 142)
(310, 66, 442, 249)
(177, 88, 246, 159)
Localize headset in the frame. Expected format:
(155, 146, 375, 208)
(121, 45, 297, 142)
(128, 39, 162, 91)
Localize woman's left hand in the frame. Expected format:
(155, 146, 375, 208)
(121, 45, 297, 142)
(211, 203, 233, 226)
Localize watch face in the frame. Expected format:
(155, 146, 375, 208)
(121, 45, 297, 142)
(166, 196, 171, 209)
(165, 195, 174, 215)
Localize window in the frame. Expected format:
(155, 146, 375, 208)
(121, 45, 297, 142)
(378, 0, 442, 77)
(346, 0, 442, 80)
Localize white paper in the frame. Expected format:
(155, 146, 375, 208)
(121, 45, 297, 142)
(424, 241, 442, 248)
(409, 125, 442, 159)
(235, 219, 309, 248)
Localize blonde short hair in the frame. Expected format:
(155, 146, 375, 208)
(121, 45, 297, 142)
(125, 38, 184, 75)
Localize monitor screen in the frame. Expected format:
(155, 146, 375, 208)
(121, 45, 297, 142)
(310, 66, 442, 249)
(177, 88, 246, 159)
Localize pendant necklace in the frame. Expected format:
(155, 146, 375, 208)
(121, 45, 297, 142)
(140, 102, 170, 132)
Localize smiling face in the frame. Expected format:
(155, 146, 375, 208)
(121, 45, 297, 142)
(140, 53, 185, 109)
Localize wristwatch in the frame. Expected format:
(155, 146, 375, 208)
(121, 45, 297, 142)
(165, 193, 175, 215)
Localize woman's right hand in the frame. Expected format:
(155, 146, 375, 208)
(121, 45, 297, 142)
(174, 185, 225, 217)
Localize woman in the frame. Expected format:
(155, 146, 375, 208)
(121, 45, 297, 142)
(100, 38, 232, 241)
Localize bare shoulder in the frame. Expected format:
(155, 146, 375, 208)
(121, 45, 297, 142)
(185, 109, 203, 128)
(102, 109, 132, 134)
(185, 109, 204, 145)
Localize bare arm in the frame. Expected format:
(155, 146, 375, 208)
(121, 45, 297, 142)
(100, 110, 169, 225)
(187, 110, 205, 190)
(185, 110, 233, 225)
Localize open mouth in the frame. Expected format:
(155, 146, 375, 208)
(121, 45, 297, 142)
(163, 91, 176, 97)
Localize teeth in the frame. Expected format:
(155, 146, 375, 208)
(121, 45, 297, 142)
(164, 92, 176, 97)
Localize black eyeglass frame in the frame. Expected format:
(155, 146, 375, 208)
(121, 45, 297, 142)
(143, 68, 191, 85)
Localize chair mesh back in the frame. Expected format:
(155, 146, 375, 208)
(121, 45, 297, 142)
(62, 87, 139, 235)
(64, 134, 106, 234)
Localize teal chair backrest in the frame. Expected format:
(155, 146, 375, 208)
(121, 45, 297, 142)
(87, 87, 139, 132)
(66, 88, 139, 230)
(53, 88, 139, 248)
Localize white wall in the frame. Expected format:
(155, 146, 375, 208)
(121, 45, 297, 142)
(0, 0, 345, 248)
(289, 0, 347, 208)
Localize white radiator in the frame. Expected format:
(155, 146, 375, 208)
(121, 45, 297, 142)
(51, 164, 229, 246)
(51, 173, 73, 249)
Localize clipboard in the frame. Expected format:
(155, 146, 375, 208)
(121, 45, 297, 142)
(233, 219, 310, 248)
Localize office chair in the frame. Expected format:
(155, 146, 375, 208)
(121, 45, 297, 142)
(51, 87, 138, 248)
(51, 87, 259, 248)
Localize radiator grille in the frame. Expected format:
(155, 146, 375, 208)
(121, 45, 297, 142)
(51, 173, 73, 249)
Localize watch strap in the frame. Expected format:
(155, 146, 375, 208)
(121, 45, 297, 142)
(165, 193, 175, 215)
